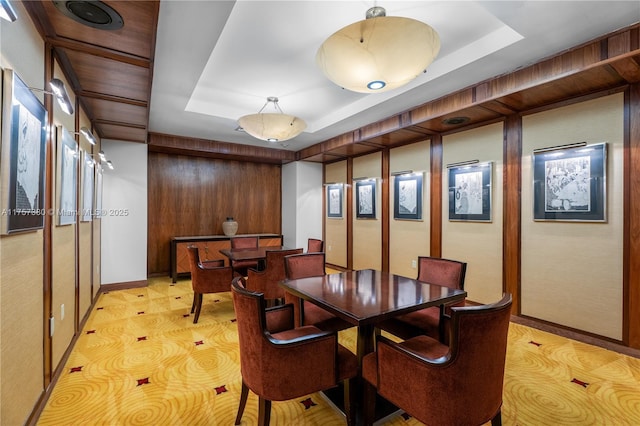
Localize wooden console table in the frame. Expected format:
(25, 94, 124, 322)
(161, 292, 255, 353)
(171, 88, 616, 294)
(170, 233, 282, 282)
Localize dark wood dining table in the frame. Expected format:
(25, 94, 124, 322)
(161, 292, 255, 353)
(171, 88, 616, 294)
(280, 268, 467, 424)
(279, 268, 467, 364)
(219, 246, 289, 270)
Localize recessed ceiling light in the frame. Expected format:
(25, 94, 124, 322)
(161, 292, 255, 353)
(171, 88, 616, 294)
(442, 117, 470, 126)
(53, 1, 124, 30)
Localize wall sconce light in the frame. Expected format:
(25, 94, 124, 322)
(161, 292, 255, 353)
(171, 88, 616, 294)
(533, 141, 586, 154)
(88, 149, 114, 170)
(0, 0, 17, 22)
(446, 160, 479, 169)
(29, 78, 74, 115)
(70, 127, 97, 145)
(79, 127, 96, 145)
(390, 170, 414, 176)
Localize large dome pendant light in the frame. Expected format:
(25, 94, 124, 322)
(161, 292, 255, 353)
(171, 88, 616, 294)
(316, 5, 440, 93)
(238, 97, 307, 143)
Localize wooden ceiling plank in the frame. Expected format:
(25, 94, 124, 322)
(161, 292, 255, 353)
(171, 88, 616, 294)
(609, 57, 640, 84)
(47, 37, 151, 68)
(148, 133, 296, 163)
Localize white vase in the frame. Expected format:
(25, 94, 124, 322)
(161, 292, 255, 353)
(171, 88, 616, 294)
(222, 217, 238, 236)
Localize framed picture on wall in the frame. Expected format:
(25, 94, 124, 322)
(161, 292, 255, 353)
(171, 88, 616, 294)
(393, 173, 423, 220)
(95, 167, 103, 219)
(448, 161, 492, 222)
(56, 126, 78, 226)
(533, 142, 607, 222)
(81, 151, 94, 222)
(0, 68, 48, 234)
(326, 183, 343, 218)
(355, 179, 376, 219)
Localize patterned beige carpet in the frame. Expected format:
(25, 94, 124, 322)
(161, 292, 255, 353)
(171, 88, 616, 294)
(38, 276, 640, 425)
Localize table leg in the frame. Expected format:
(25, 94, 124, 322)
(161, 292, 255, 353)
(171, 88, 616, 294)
(354, 324, 375, 425)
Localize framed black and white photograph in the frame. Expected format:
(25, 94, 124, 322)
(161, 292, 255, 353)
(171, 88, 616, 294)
(326, 183, 343, 219)
(393, 173, 423, 220)
(533, 142, 607, 222)
(1, 68, 48, 234)
(81, 151, 94, 222)
(355, 179, 376, 219)
(56, 126, 78, 226)
(448, 161, 492, 222)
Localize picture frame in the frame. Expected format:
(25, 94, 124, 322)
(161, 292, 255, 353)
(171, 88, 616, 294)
(95, 167, 103, 220)
(448, 162, 492, 222)
(0, 68, 48, 234)
(81, 151, 94, 222)
(326, 183, 343, 219)
(533, 142, 607, 222)
(56, 126, 78, 226)
(355, 179, 376, 219)
(393, 173, 423, 220)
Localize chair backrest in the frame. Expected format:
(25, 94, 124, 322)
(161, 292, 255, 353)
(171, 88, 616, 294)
(284, 252, 326, 280)
(231, 276, 338, 400)
(445, 294, 512, 423)
(246, 248, 304, 299)
(377, 294, 512, 425)
(307, 238, 324, 253)
(187, 246, 233, 293)
(416, 256, 467, 290)
(231, 277, 269, 391)
(231, 236, 259, 249)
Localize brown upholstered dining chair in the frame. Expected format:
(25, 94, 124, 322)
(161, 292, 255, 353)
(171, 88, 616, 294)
(283, 253, 353, 332)
(377, 256, 467, 342)
(229, 236, 259, 277)
(246, 248, 303, 306)
(231, 276, 357, 426)
(187, 246, 234, 323)
(363, 294, 512, 426)
(307, 238, 324, 253)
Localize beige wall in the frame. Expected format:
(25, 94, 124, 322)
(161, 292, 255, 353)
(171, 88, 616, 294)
(324, 161, 347, 267)
(442, 123, 504, 304)
(1, 6, 101, 423)
(78, 109, 95, 317)
(353, 152, 382, 270)
(1, 3, 46, 423)
(51, 62, 77, 369)
(389, 140, 430, 277)
(521, 94, 624, 340)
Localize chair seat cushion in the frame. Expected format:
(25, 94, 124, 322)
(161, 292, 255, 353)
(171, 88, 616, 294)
(396, 306, 440, 337)
(271, 325, 323, 341)
(233, 260, 259, 268)
(303, 301, 353, 332)
(377, 307, 440, 340)
(337, 344, 358, 381)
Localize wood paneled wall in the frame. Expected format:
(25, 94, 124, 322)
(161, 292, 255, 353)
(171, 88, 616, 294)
(147, 152, 282, 275)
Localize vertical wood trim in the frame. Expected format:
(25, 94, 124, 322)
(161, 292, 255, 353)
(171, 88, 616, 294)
(503, 115, 522, 314)
(430, 135, 442, 257)
(626, 84, 640, 348)
(347, 158, 353, 270)
(43, 43, 54, 388)
(322, 166, 326, 246)
(381, 149, 390, 272)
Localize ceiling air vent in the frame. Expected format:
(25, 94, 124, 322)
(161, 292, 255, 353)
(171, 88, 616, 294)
(53, 1, 123, 30)
(442, 116, 470, 126)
